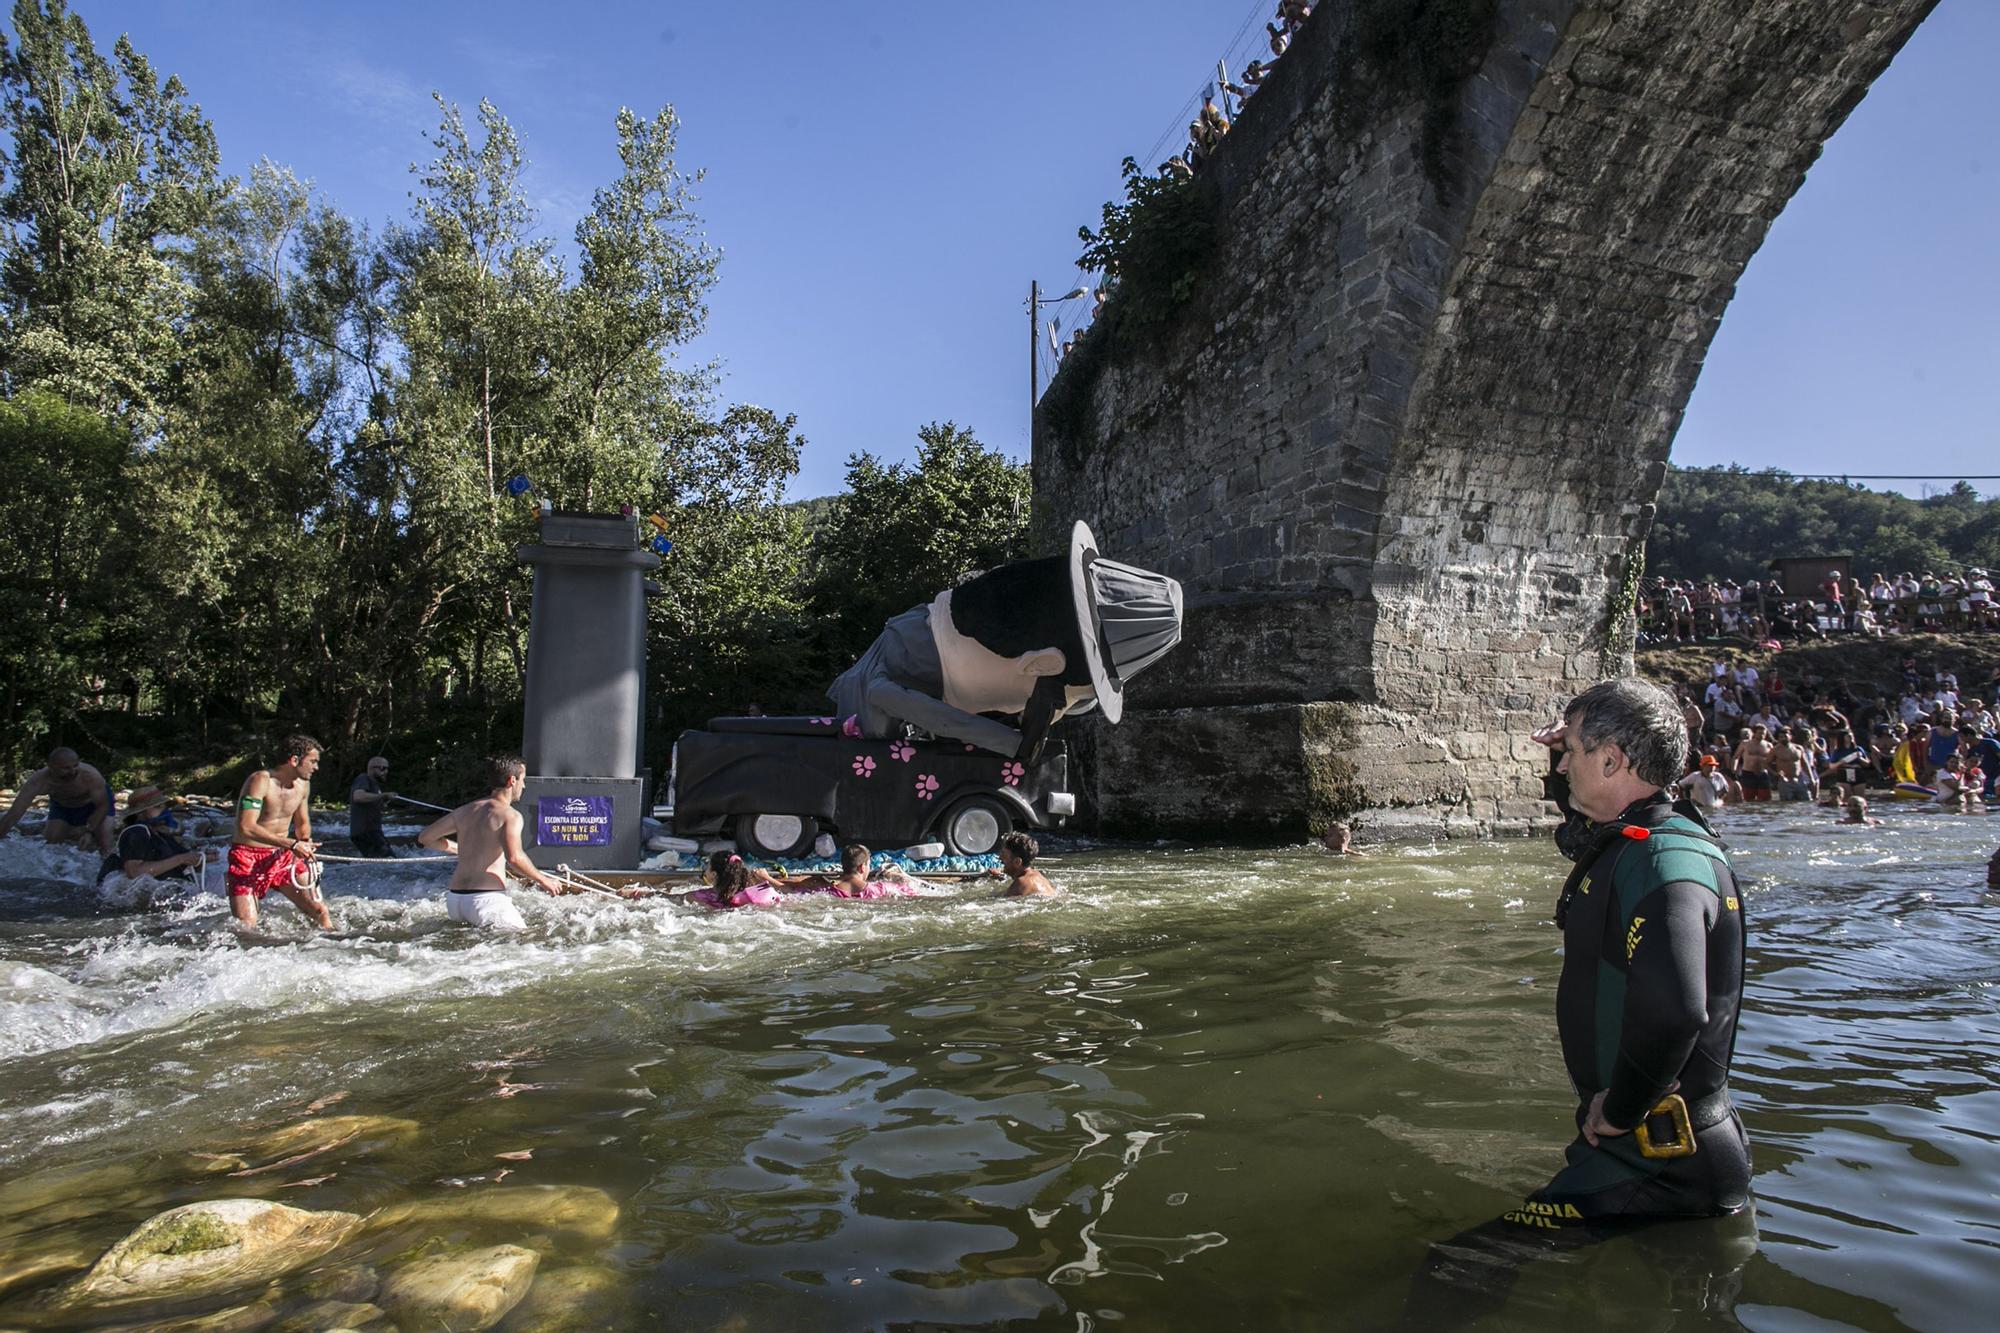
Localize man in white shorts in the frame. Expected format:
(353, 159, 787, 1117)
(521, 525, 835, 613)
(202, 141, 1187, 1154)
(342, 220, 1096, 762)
(418, 754, 571, 929)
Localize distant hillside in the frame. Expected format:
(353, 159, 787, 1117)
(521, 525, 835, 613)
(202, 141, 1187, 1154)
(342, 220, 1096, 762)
(1648, 466, 2000, 583)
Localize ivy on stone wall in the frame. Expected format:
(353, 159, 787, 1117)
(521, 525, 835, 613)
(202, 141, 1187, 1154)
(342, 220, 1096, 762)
(1076, 157, 1218, 332)
(1341, 0, 1499, 183)
(1043, 157, 1220, 467)
(1600, 542, 1646, 673)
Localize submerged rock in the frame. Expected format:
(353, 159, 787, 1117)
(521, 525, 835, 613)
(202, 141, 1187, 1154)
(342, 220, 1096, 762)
(367, 1185, 620, 1242)
(496, 1264, 626, 1331)
(0, 1160, 149, 1228)
(231, 1116, 420, 1170)
(377, 1244, 538, 1331)
(269, 1298, 385, 1331)
(0, 1233, 99, 1298)
(98, 1289, 285, 1331)
(58, 1198, 361, 1309)
(298, 1263, 380, 1304)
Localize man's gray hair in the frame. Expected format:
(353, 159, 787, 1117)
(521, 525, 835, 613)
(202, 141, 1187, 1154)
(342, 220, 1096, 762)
(1564, 678, 1688, 788)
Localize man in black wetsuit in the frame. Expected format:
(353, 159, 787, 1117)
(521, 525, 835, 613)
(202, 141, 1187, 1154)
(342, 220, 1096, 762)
(1528, 676, 1750, 1223)
(1408, 678, 1751, 1322)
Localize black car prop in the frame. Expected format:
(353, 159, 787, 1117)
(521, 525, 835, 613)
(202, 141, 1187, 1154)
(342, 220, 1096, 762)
(670, 716, 1073, 858)
(668, 521, 1180, 861)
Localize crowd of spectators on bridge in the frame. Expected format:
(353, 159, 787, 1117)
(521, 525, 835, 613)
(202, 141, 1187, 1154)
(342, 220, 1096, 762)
(1665, 655, 2000, 816)
(1165, 2, 1313, 181)
(1054, 2, 1316, 367)
(1639, 568, 1998, 647)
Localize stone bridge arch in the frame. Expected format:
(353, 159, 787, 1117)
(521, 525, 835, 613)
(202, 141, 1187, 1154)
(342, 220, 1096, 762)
(1033, 0, 1937, 837)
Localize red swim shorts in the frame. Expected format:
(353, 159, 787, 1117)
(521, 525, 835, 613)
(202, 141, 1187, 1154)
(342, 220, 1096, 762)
(227, 844, 302, 899)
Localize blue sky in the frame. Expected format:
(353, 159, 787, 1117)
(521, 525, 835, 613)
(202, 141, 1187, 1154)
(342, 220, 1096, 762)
(81, 0, 1999, 500)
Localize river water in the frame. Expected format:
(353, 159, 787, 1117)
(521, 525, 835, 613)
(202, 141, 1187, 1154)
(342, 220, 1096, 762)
(0, 803, 1995, 1330)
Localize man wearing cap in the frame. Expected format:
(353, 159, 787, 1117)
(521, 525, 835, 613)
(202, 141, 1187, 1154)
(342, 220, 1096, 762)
(347, 756, 397, 858)
(1674, 755, 1729, 812)
(828, 522, 1182, 762)
(0, 747, 115, 853)
(99, 786, 214, 889)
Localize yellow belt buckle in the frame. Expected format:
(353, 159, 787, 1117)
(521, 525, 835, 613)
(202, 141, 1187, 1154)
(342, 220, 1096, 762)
(1634, 1093, 1698, 1160)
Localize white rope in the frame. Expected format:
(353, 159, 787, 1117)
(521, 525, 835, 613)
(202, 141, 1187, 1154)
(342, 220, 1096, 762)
(312, 852, 455, 863)
(555, 864, 629, 901)
(288, 854, 324, 905)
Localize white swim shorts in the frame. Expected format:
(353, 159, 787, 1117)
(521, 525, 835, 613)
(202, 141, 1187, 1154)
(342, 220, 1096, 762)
(445, 890, 526, 931)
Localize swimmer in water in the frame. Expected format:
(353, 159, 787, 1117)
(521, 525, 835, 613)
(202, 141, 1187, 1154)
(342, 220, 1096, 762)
(808, 844, 916, 900)
(1988, 846, 1999, 890)
(1319, 822, 1367, 855)
(694, 849, 787, 907)
(987, 831, 1057, 898)
(1839, 795, 1881, 826)
(418, 754, 570, 930)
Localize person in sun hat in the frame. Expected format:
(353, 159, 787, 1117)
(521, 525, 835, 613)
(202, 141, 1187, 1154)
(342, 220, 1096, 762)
(98, 785, 211, 887)
(827, 521, 1183, 763)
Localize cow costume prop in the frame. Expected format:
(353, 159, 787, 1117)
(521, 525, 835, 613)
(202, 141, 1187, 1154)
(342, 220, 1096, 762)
(829, 522, 1184, 761)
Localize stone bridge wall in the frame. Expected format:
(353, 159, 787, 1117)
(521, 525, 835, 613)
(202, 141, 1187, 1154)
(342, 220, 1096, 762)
(1033, 0, 1936, 837)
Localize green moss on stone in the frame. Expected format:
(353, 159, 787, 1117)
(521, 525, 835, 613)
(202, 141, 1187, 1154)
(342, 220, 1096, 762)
(133, 1211, 238, 1258)
(1300, 702, 1366, 829)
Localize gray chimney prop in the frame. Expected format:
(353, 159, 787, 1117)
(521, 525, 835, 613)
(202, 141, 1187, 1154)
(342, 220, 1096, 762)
(515, 510, 660, 870)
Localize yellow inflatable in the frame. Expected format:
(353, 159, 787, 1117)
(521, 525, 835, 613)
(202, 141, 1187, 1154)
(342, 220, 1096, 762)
(1890, 742, 1936, 798)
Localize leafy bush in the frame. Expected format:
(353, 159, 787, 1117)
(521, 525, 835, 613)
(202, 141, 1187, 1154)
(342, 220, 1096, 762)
(1076, 157, 1216, 333)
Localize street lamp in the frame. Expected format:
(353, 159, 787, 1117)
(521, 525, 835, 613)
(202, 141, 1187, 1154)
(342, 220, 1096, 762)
(1029, 280, 1090, 422)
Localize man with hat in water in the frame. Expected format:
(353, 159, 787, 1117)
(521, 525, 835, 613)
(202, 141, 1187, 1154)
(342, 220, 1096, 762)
(1525, 677, 1750, 1225)
(828, 521, 1183, 762)
(99, 785, 215, 890)
(0, 747, 116, 854)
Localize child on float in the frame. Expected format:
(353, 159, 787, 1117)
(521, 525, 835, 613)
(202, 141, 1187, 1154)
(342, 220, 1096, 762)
(693, 850, 787, 908)
(815, 844, 921, 899)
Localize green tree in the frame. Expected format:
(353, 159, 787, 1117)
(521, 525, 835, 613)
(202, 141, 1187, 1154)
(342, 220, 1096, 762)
(0, 0, 221, 429)
(805, 421, 1032, 672)
(0, 389, 121, 750)
(1649, 465, 2000, 584)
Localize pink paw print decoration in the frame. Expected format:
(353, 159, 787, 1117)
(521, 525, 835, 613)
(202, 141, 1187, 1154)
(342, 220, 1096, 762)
(914, 774, 940, 801)
(1001, 761, 1025, 787)
(852, 755, 877, 778)
(889, 741, 915, 763)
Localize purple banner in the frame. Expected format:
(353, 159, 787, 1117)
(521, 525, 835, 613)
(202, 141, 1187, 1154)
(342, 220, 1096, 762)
(537, 795, 613, 847)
